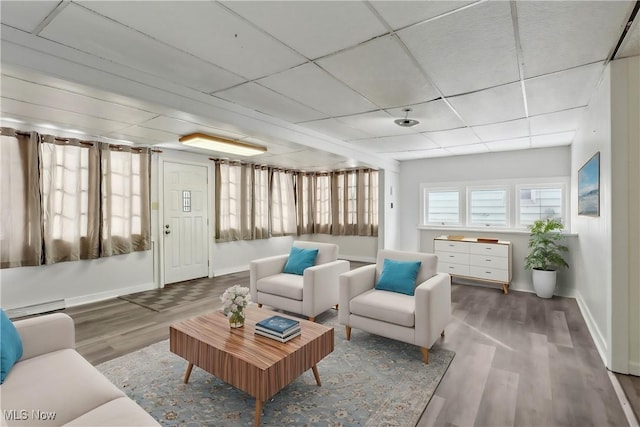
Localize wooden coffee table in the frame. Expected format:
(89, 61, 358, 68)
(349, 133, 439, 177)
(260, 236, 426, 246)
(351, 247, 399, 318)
(169, 306, 334, 426)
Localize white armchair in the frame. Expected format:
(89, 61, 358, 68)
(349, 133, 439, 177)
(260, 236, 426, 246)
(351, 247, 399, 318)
(250, 241, 350, 321)
(339, 249, 451, 363)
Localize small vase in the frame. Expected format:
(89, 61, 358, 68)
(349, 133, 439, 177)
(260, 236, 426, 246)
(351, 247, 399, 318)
(229, 311, 245, 328)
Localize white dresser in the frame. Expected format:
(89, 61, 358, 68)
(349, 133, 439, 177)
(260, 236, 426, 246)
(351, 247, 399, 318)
(434, 236, 512, 294)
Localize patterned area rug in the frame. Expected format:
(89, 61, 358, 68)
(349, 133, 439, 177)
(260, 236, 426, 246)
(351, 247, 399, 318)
(97, 315, 454, 426)
(118, 273, 246, 311)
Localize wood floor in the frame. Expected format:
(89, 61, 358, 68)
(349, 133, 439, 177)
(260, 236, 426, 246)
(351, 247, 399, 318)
(61, 267, 633, 426)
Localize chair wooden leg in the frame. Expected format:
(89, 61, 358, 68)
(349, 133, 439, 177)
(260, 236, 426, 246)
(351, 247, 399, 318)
(345, 326, 351, 341)
(441, 329, 445, 337)
(421, 347, 429, 364)
(257, 303, 262, 308)
(308, 316, 315, 322)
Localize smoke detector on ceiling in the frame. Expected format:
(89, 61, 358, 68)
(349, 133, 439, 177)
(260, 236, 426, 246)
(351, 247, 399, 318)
(394, 108, 420, 127)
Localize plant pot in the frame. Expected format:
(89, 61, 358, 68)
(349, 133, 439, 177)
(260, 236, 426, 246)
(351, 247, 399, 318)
(532, 269, 557, 298)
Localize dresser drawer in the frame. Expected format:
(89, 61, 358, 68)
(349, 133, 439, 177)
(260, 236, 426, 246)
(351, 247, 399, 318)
(434, 240, 469, 254)
(436, 251, 470, 264)
(469, 243, 509, 257)
(469, 266, 509, 282)
(439, 262, 470, 276)
(469, 254, 507, 269)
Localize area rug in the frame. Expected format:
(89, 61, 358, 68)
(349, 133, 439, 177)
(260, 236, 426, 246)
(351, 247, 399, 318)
(97, 318, 454, 426)
(118, 274, 243, 311)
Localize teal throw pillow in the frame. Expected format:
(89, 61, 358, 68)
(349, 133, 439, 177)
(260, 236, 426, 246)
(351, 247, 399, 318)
(375, 259, 422, 296)
(1, 309, 23, 384)
(283, 247, 319, 275)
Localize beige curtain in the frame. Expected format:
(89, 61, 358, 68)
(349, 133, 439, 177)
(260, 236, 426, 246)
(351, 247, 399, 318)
(0, 128, 42, 268)
(357, 169, 378, 236)
(270, 169, 296, 236)
(252, 165, 269, 239)
(215, 161, 270, 242)
(296, 173, 315, 235)
(101, 144, 151, 256)
(314, 174, 331, 234)
(40, 136, 100, 263)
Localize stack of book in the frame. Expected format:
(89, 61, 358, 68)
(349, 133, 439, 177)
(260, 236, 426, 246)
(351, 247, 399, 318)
(255, 315, 301, 343)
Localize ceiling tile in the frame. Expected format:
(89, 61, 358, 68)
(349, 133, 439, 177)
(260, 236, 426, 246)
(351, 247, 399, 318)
(448, 82, 526, 126)
(79, 1, 304, 80)
(472, 118, 529, 142)
(298, 118, 374, 140)
(445, 143, 489, 155)
(526, 62, 604, 116)
(257, 63, 377, 116)
(385, 99, 464, 132)
(398, 1, 519, 96)
(531, 131, 575, 148)
(317, 35, 439, 108)
(518, 1, 634, 78)
(1, 75, 158, 124)
(337, 110, 417, 137)
(40, 3, 245, 92)
(139, 116, 246, 140)
(107, 125, 178, 144)
(1, 98, 129, 133)
(388, 148, 451, 160)
(215, 83, 327, 123)
(222, 1, 386, 60)
(529, 107, 586, 136)
(348, 134, 438, 153)
(618, 15, 640, 59)
(371, 1, 475, 30)
(485, 137, 531, 152)
(423, 127, 480, 147)
(0, 1, 60, 32)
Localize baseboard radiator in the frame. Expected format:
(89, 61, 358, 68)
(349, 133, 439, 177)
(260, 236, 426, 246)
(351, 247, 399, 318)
(5, 299, 66, 319)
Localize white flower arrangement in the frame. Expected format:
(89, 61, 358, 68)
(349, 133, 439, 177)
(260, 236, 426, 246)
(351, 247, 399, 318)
(221, 285, 251, 326)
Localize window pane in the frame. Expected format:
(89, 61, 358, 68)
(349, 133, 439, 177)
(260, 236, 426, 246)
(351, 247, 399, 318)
(519, 187, 562, 226)
(470, 189, 507, 226)
(426, 191, 459, 224)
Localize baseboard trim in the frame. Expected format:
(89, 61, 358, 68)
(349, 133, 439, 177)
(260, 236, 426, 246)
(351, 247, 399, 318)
(574, 290, 609, 368)
(213, 265, 249, 276)
(630, 361, 640, 376)
(65, 282, 157, 308)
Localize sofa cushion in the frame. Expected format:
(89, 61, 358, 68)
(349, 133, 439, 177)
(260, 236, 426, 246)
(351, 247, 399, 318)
(257, 273, 304, 301)
(350, 289, 415, 327)
(283, 247, 318, 275)
(1, 349, 124, 426)
(375, 259, 421, 296)
(63, 397, 158, 426)
(1, 309, 22, 384)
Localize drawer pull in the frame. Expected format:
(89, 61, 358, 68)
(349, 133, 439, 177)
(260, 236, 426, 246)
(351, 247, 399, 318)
(485, 259, 491, 262)
(485, 271, 492, 274)
(449, 266, 455, 269)
(449, 255, 455, 258)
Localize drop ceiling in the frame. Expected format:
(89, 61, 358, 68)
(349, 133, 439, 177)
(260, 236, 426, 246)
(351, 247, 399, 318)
(1, 0, 637, 172)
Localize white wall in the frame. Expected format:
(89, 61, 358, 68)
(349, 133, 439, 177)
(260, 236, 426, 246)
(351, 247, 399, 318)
(398, 147, 572, 252)
(381, 169, 401, 250)
(570, 66, 612, 367)
(611, 56, 639, 375)
(0, 251, 154, 310)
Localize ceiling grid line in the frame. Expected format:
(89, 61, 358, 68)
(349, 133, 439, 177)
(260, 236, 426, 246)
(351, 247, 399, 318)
(509, 0, 533, 150)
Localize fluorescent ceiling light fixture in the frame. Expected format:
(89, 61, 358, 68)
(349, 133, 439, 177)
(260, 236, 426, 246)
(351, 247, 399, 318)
(179, 133, 266, 156)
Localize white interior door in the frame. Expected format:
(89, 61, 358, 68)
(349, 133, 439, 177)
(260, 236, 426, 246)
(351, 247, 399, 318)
(163, 161, 209, 284)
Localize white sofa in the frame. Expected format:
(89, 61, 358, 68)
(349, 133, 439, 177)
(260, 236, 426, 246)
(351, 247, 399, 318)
(339, 249, 451, 363)
(0, 313, 159, 426)
(250, 241, 350, 321)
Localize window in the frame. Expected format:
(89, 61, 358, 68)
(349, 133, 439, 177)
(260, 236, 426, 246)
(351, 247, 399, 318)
(422, 188, 460, 225)
(314, 174, 331, 234)
(517, 185, 564, 228)
(270, 170, 296, 236)
(468, 187, 508, 227)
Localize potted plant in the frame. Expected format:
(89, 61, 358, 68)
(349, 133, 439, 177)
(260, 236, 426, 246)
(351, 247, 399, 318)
(524, 218, 569, 298)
